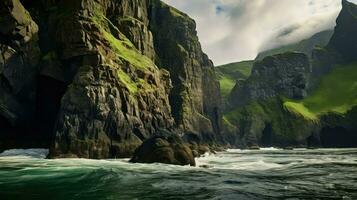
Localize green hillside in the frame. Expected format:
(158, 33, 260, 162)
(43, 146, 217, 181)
(256, 30, 334, 61)
(216, 60, 253, 98)
(284, 63, 357, 121)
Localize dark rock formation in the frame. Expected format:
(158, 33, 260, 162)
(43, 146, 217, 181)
(225, 53, 314, 148)
(0, 0, 41, 149)
(328, 0, 357, 63)
(130, 135, 195, 166)
(149, 1, 222, 144)
(226, 98, 317, 148)
(0, 0, 223, 162)
(229, 52, 310, 107)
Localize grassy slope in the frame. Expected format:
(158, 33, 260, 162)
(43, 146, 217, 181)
(284, 63, 357, 120)
(216, 60, 254, 98)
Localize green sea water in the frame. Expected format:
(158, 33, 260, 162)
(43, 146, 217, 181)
(1, 148, 357, 200)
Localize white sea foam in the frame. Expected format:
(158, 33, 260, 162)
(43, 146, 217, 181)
(0, 149, 49, 158)
(2, 148, 356, 173)
(197, 148, 357, 171)
(226, 147, 280, 153)
(196, 150, 284, 171)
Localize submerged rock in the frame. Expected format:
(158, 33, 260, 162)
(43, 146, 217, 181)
(130, 135, 195, 166)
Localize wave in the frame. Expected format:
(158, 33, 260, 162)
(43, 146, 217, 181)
(196, 148, 357, 171)
(196, 153, 284, 171)
(0, 149, 49, 159)
(1, 148, 357, 199)
(226, 147, 281, 153)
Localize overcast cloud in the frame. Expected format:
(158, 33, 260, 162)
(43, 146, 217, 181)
(162, 0, 357, 65)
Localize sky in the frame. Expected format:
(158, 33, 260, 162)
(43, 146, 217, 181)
(162, 0, 357, 65)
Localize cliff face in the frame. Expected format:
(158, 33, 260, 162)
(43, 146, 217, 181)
(226, 53, 313, 147)
(229, 53, 310, 107)
(0, 0, 223, 158)
(149, 1, 222, 143)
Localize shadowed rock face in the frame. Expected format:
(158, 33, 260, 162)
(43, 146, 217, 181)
(328, 0, 357, 63)
(0, 0, 41, 148)
(149, 0, 222, 143)
(0, 0, 223, 161)
(229, 52, 310, 107)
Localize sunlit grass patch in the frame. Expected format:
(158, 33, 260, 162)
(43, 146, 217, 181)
(284, 63, 357, 120)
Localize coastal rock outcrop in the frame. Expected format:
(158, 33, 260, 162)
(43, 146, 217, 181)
(130, 135, 195, 166)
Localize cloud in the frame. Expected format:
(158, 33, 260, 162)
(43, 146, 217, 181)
(162, 0, 356, 65)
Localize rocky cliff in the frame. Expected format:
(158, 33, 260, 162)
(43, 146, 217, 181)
(0, 0, 223, 159)
(229, 53, 310, 107)
(149, 1, 222, 144)
(226, 53, 314, 147)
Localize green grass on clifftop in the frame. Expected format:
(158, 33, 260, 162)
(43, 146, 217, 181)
(216, 60, 253, 98)
(284, 63, 357, 120)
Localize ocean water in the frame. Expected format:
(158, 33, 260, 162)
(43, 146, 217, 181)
(1, 148, 357, 200)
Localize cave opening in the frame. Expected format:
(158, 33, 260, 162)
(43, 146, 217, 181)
(320, 126, 357, 148)
(306, 133, 321, 147)
(261, 123, 273, 147)
(36, 75, 67, 141)
(0, 114, 13, 135)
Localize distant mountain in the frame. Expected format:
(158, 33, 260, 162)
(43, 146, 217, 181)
(216, 30, 334, 99)
(225, 0, 357, 148)
(215, 61, 254, 99)
(255, 30, 334, 61)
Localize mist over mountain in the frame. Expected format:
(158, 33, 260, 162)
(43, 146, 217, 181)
(163, 0, 357, 65)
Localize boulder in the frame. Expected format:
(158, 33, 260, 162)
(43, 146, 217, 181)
(130, 135, 195, 166)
